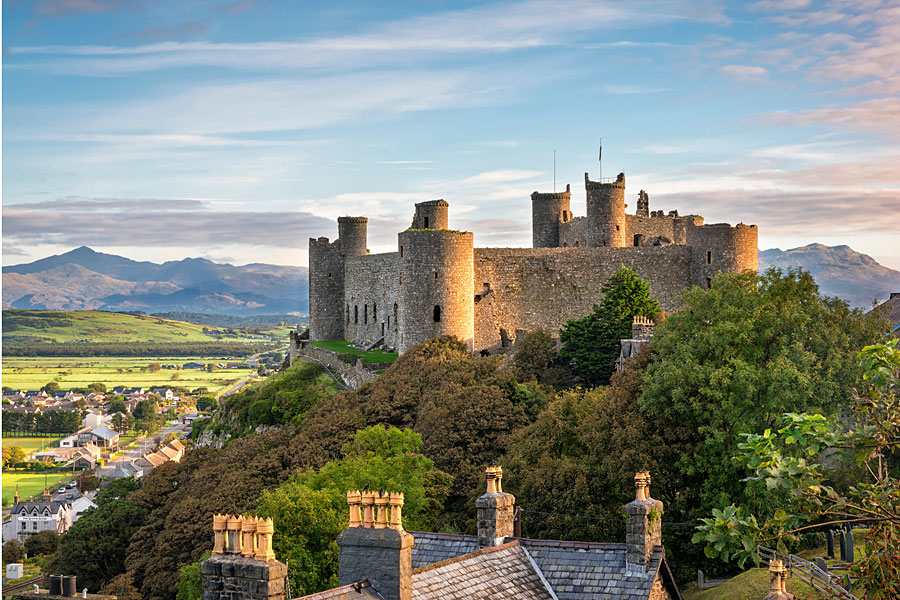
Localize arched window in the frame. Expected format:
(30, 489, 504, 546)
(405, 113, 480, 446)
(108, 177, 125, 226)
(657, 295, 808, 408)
(433, 305, 441, 322)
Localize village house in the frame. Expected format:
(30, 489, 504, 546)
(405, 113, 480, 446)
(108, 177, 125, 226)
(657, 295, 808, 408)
(199, 468, 681, 600)
(4, 490, 73, 543)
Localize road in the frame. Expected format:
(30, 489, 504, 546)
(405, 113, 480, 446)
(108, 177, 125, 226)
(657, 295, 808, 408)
(104, 419, 187, 468)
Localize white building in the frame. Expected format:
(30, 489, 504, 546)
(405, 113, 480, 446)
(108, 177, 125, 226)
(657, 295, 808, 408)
(5, 492, 73, 542)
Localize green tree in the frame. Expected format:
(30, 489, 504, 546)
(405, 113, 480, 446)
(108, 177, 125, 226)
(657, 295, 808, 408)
(108, 398, 128, 414)
(641, 267, 888, 514)
(100, 572, 142, 600)
(3, 540, 24, 563)
(512, 328, 576, 389)
(58, 500, 146, 591)
(3, 446, 26, 467)
(25, 530, 60, 556)
(96, 477, 142, 506)
(87, 383, 107, 393)
(175, 551, 210, 600)
(195, 396, 217, 412)
(42, 381, 60, 393)
(559, 265, 660, 386)
(694, 339, 900, 599)
(257, 425, 452, 596)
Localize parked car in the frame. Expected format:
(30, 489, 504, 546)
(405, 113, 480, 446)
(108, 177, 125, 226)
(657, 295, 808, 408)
(65, 483, 76, 489)
(65, 493, 74, 500)
(57, 487, 66, 493)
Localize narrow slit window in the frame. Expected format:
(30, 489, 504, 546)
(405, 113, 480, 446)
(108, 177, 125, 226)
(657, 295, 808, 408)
(373, 304, 377, 321)
(434, 271, 438, 279)
(706, 250, 712, 264)
(347, 305, 350, 323)
(400, 245, 404, 257)
(364, 304, 368, 324)
(381, 323, 385, 336)
(706, 278, 712, 289)
(424, 216, 430, 229)
(354, 305, 359, 324)
(433, 305, 441, 322)
(394, 303, 398, 327)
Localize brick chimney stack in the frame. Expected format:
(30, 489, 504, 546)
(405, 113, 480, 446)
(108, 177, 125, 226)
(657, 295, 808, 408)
(475, 465, 516, 548)
(623, 471, 663, 575)
(337, 490, 413, 600)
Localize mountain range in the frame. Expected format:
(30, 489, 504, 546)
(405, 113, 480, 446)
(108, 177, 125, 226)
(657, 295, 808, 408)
(2, 246, 308, 316)
(2, 243, 897, 315)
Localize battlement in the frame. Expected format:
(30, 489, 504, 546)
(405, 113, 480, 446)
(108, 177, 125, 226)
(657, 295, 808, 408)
(584, 172, 626, 189)
(531, 184, 572, 201)
(411, 199, 449, 230)
(338, 216, 369, 224)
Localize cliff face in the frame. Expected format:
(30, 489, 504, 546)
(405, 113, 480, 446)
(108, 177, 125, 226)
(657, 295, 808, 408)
(759, 244, 900, 308)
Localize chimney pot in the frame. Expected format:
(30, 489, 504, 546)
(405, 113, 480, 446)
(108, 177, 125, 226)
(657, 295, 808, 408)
(624, 471, 663, 575)
(476, 465, 516, 548)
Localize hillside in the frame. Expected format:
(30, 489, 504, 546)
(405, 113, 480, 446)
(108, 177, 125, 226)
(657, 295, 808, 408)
(1, 309, 255, 344)
(2, 246, 308, 316)
(759, 244, 900, 308)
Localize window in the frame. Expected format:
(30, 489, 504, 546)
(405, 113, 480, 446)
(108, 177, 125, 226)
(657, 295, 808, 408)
(364, 304, 368, 324)
(616, 225, 620, 231)
(634, 234, 642, 247)
(434, 271, 438, 279)
(574, 240, 580, 247)
(347, 305, 350, 323)
(354, 305, 359, 324)
(327, 273, 332, 278)
(433, 305, 441, 322)
(394, 303, 398, 326)
(424, 216, 430, 229)
(381, 323, 385, 336)
(706, 250, 712, 264)
(706, 278, 712, 289)
(400, 245, 404, 257)
(373, 304, 377, 321)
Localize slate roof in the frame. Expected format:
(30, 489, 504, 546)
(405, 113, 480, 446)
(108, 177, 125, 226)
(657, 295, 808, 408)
(11, 501, 68, 514)
(90, 425, 119, 440)
(411, 541, 552, 600)
(295, 580, 380, 600)
(410, 532, 479, 568)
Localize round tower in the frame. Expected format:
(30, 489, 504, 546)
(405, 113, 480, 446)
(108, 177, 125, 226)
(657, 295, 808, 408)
(411, 200, 449, 230)
(397, 229, 474, 354)
(338, 216, 368, 256)
(531, 184, 571, 248)
(585, 172, 626, 247)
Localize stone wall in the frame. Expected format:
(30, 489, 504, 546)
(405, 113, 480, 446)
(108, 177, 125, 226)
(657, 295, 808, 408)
(200, 554, 287, 600)
(686, 222, 759, 288)
(344, 252, 401, 349)
(531, 186, 571, 248)
(308, 237, 345, 342)
(585, 172, 626, 247)
(473, 246, 693, 352)
(398, 230, 475, 353)
(293, 345, 380, 390)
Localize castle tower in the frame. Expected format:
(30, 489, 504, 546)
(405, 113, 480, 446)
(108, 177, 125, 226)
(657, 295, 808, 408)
(338, 216, 368, 257)
(686, 222, 759, 289)
(308, 216, 368, 342)
(585, 172, 626, 247)
(531, 184, 571, 248)
(411, 200, 449, 230)
(397, 229, 474, 354)
(636, 190, 649, 217)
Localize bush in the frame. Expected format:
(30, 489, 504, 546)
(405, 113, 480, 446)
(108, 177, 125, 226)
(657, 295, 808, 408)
(3, 539, 24, 563)
(25, 530, 60, 556)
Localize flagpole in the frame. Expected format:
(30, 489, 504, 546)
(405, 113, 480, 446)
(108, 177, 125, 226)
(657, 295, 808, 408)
(553, 150, 556, 192)
(598, 138, 603, 180)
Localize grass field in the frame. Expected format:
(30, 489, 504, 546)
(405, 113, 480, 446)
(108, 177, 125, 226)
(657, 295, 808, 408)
(2, 472, 72, 505)
(310, 340, 398, 363)
(3, 356, 256, 392)
(2, 310, 288, 344)
(2, 436, 61, 456)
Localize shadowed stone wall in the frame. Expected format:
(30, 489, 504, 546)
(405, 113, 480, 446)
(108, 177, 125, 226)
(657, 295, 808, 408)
(200, 555, 287, 600)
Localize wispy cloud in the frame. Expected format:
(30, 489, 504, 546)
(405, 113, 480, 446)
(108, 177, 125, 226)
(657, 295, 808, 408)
(720, 64, 770, 81)
(765, 98, 900, 139)
(601, 84, 674, 94)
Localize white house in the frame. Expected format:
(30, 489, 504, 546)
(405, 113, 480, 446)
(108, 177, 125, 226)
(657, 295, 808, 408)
(81, 410, 103, 430)
(5, 493, 73, 542)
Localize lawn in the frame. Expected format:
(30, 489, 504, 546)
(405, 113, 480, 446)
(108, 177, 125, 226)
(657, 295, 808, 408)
(2, 436, 61, 457)
(3, 356, 256, 392)
(2, 472, 72, 505)
(310, 340, 398, 363)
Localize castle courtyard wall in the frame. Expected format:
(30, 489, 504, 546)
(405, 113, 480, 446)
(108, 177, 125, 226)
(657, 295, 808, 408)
(472, 246, 693, 352)
(344, 252, 401, 348)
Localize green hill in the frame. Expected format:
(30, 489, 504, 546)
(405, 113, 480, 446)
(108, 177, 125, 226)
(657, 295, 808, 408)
(3, 309, 228, 343)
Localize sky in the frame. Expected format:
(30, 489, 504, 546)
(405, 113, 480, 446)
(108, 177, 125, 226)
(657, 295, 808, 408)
(2, 0, 899, 270)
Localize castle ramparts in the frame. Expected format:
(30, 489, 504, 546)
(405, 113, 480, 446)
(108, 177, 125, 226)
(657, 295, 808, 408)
(308, 160, 758, 354)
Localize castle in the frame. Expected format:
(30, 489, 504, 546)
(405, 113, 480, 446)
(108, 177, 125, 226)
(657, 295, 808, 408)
(308, 161, 757, 354)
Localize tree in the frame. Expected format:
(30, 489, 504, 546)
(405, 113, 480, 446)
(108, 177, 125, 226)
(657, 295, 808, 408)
(96, 477, 142, 506)
(25, 530, 60, 556)
(79, 470, 101, 492)
(195, 396, 217, 412)
(108, 398, 128, 414)
(175, 552, 210, 600)
(559, 266, 660, 386)
(148, 363, 161, 373)
(640, 268, 888, 515)
(512, 328, 576, 389)
(100, 572, 142, 600)
(42, 381, 60, 393)
(257, 426, 452, 596)
(694, 339, 900, 599)
(87, 383, 107, 393)
(58, 500, 146, 591)
(3, 446, 26, 467)
(3, 540, 25, 563)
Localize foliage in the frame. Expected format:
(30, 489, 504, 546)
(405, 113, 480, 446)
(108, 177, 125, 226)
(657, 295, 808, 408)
(42, 381, 60, 393)
(2, 409, 82, 434)
(3, 540, 25, 563)
(87, 382, 107, 393)
(257, 425, 452, 596)
(24, 530, 60, 557)
(78, 470, 101, 492)
(58, 500, 146, 591)
(175, 551, 210, 600)
(100, 572, 143, 600)
(196, 396, 217, 412)
(694, 339, 900, 598)
(512, 328, 577, 389)
(4, 446, 27, 467)
(96, 477, 142, 506)
(108, 398, 128, 414)
(559, 266, 660, 386)
(641, 268, 888, 515)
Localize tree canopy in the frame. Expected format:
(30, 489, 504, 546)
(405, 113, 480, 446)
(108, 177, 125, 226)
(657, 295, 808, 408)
(559, 265, 660, 386)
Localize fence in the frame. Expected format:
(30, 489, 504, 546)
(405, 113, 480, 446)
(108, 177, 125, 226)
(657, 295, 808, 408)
(757, 545, 857, 600)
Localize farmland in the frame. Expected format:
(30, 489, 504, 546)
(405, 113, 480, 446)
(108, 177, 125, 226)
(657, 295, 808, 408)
(3, 356, 257, 393)
(2, 435, 61, 456)
(2, 472, 73, 505)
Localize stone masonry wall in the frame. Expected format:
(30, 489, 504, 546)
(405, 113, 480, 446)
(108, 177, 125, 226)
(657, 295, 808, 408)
(294, 345, 379, 390)
(686, 222, 759, 288)
(344, 252, 401, 349)
(473, 246, 692, 352)
(308, 238, 346, 342)
(200, 554, 287, 600)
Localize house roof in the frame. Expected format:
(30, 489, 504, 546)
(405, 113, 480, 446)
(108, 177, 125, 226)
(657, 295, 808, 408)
(295, 580, 380, 600)
(11, 501, 68, 514)
(90, 425, 119, 440)
(158, 446, 178, 459)
(411, 541, 552, 600)
(167, 438, 185, 451)
(407, 532, 681, 600)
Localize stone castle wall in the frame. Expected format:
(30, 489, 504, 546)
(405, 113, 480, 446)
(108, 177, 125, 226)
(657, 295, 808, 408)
(686, 222, 758, 288)
(531, 186, 571, 248)
(473, 246, 693, 352)
(344, 252, 401, 349)
(308, 237, 345, 341)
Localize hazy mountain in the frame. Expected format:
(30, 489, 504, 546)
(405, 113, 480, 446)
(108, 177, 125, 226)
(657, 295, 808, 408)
(2, 247, 308, 316)
(759, 243, 900, 308)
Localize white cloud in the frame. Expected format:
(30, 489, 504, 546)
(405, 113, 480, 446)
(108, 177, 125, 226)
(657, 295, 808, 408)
(720, 64, 770, 81)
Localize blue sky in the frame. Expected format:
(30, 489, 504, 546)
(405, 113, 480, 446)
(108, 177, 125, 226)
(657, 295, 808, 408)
(3, 0, 899, 269)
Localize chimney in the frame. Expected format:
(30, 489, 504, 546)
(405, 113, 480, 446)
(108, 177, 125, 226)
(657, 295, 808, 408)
(764, 559, 795, 600)
(475, 465, 516, 548)
(43, 489, 52, 502)
(623, 471, 663, 575)
(14, 485, 20, 504)
(338, 490, 413, 600)
(631, 316, 655, 341)
(200, 514, 287, 600)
